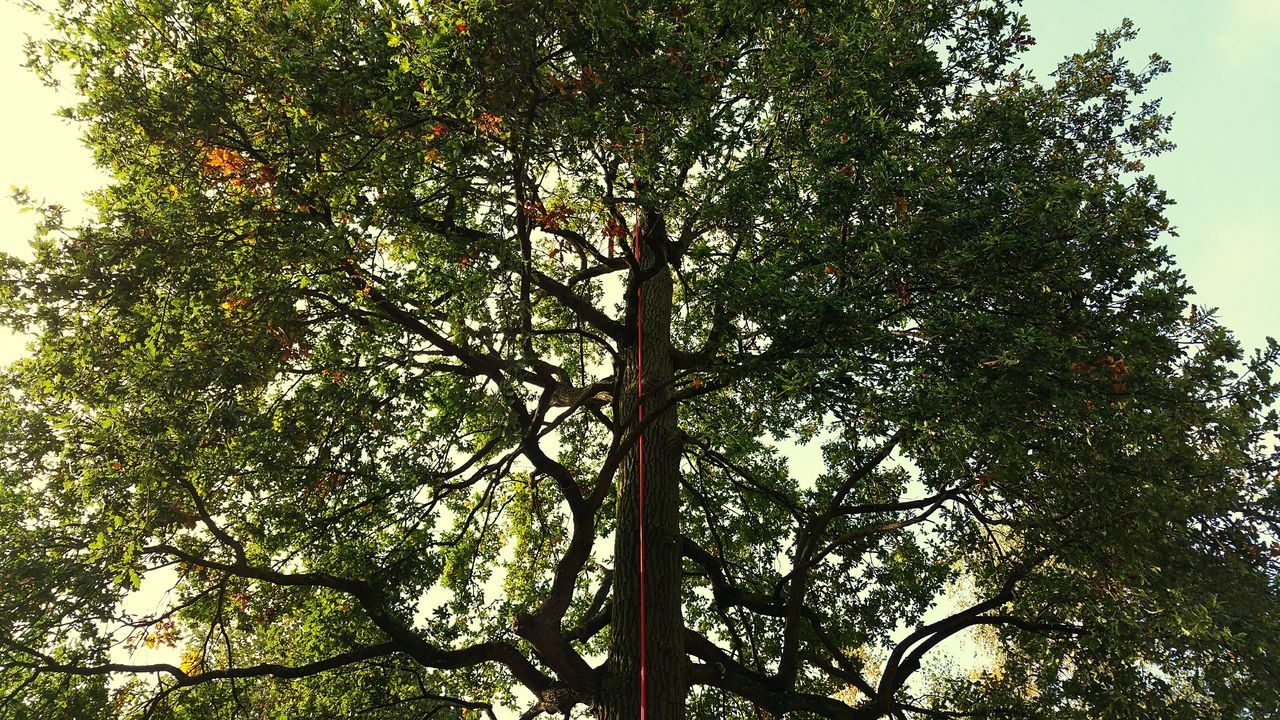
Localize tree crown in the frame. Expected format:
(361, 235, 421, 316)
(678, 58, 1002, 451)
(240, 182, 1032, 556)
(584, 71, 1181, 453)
(2, 1, 1278, 718)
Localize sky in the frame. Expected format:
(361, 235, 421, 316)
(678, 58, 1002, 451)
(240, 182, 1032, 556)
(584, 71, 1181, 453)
(1018, 0, 1280, 352)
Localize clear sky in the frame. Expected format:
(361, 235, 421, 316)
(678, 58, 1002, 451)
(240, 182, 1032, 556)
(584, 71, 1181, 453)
(0, 0, 1276, 354)
(1020, 0, 1280, 351)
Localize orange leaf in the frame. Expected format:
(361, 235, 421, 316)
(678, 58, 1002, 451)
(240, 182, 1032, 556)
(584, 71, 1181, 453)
(473, 111, 502, 135)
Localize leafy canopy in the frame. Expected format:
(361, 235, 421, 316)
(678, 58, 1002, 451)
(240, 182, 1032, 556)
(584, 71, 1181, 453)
(1, 0, 1278, 718)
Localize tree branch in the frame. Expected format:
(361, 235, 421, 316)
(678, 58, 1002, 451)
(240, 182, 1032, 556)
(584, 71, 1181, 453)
(138, 544, 553, 694)
(876, 552, 1051, 704)
(684, 630, 878, 720)
(1, 637, 396, 689)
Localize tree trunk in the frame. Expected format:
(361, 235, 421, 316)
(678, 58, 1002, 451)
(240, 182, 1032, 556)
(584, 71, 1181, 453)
(599, 213, 686, 719)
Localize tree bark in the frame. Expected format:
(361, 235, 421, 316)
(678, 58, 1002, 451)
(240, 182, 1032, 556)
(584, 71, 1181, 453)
(599, 212, 686, 719)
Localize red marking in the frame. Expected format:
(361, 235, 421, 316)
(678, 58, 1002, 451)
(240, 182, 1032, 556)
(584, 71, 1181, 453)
(634, 171, 647, 720)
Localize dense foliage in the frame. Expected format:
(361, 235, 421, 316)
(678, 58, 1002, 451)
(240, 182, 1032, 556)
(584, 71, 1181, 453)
(1, 0, 1278, 717)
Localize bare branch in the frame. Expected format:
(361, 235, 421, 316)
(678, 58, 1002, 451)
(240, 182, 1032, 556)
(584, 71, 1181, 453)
(685, 630, 879, 720)
(1, 637, 396, 689)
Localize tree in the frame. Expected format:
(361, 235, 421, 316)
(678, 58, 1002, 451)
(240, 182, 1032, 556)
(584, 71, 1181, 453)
(1, 0, 1277, 717)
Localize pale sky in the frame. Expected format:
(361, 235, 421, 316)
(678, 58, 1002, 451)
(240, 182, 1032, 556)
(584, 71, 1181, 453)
(1021, 0, 1280, 352)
